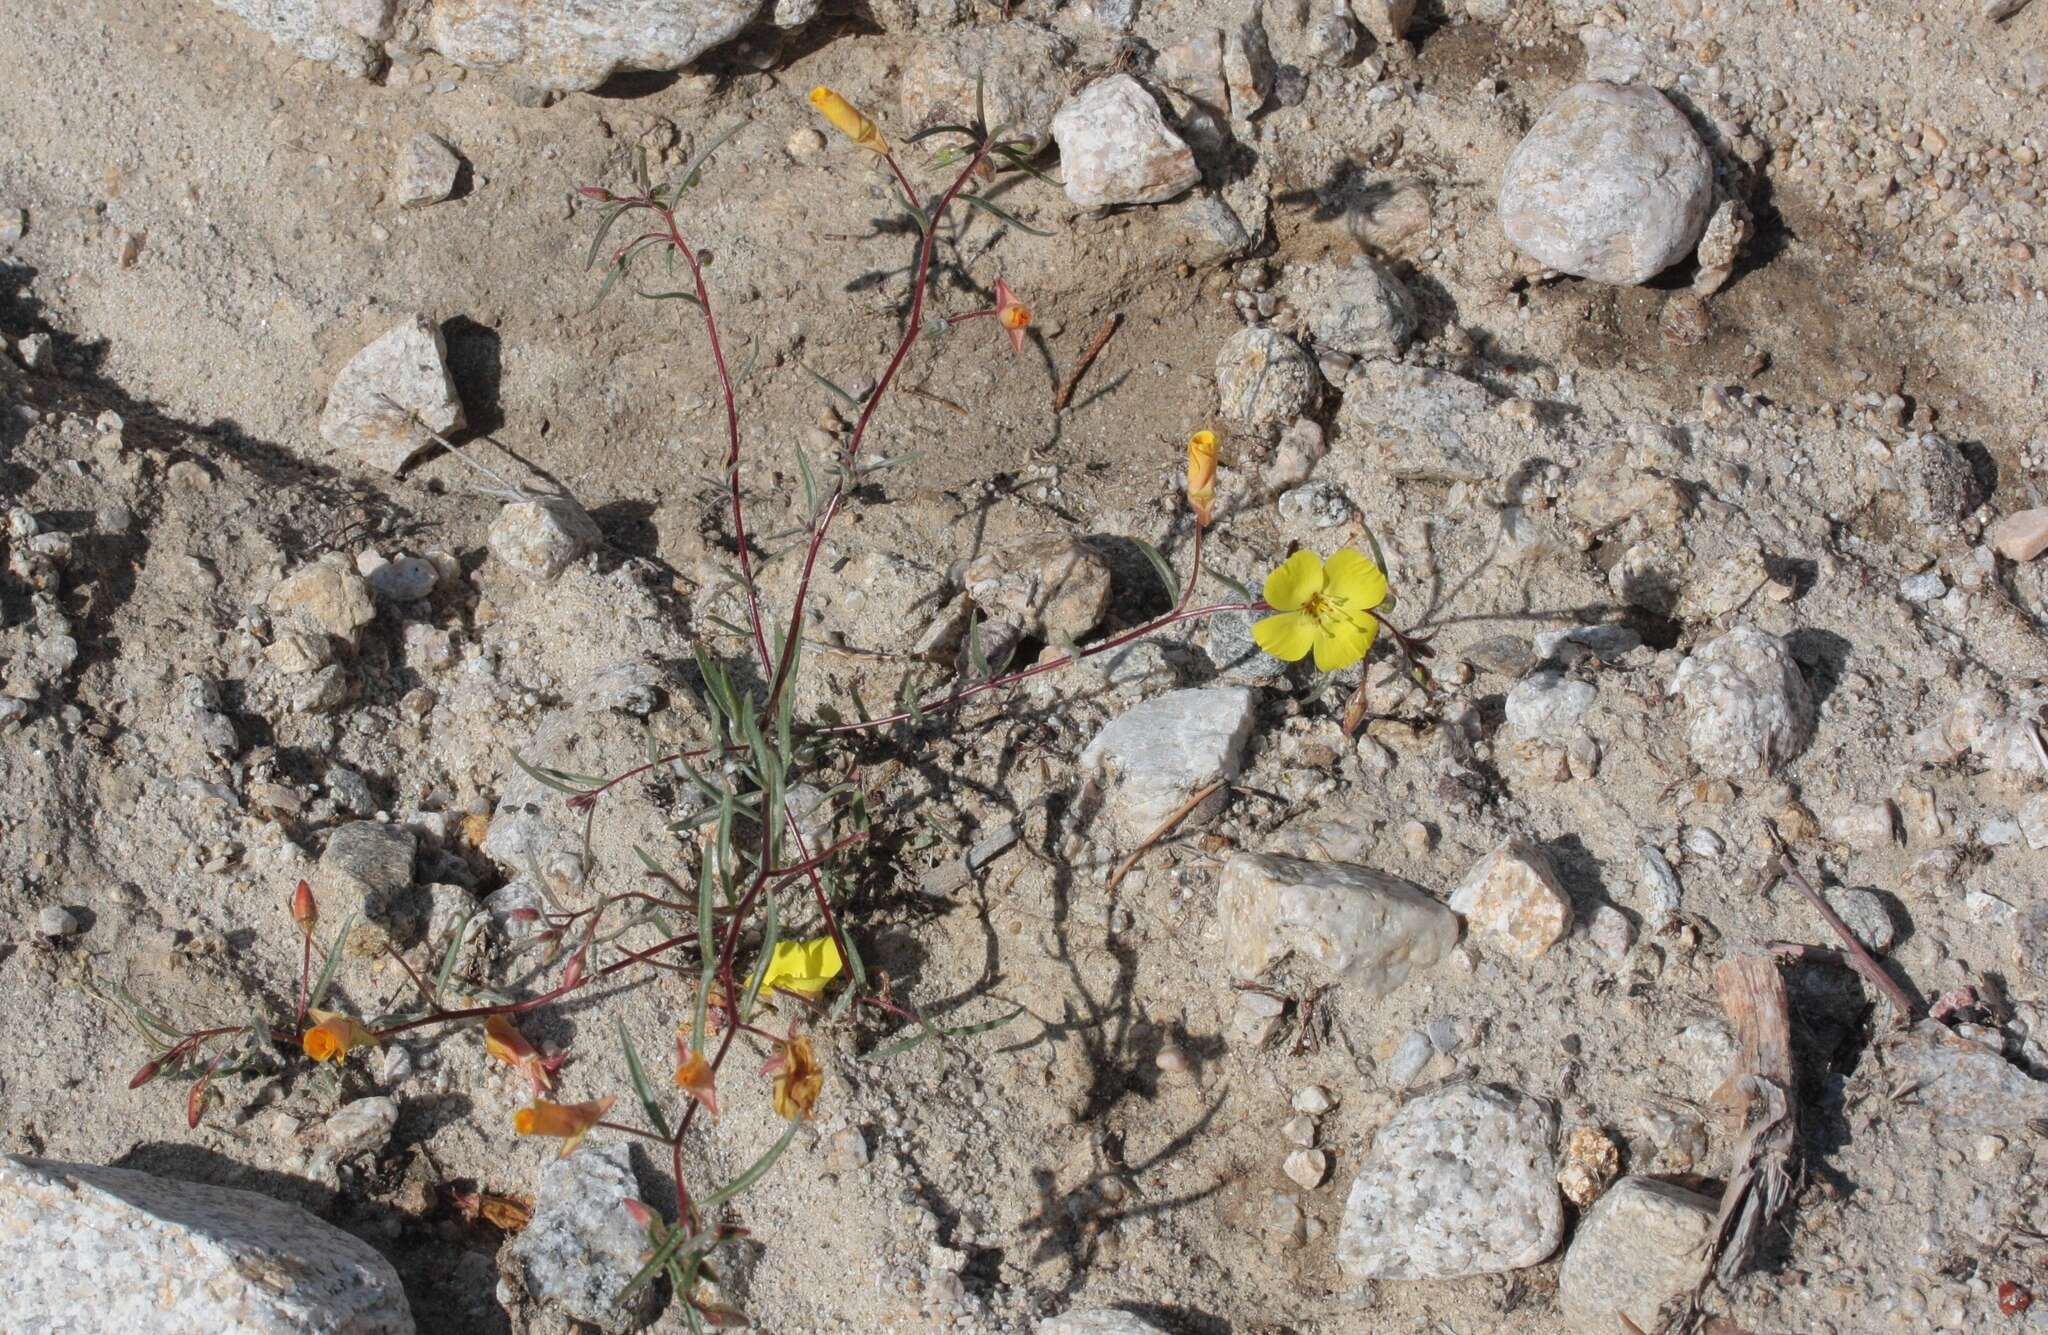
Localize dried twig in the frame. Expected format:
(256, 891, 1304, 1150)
(1104, 780, 1225, 897)
(1053, 314, 1121, 411)
(1768, 828, 1918, 1023)
(1707, 953, 1799, 1289)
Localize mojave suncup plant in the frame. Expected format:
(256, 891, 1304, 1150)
(99, 83, 1430, 1327)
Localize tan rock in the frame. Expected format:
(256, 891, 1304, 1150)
(1448, 840, 1573, 959)
(1988, 508, 2048, 562)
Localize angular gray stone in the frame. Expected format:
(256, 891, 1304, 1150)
(503, 1143, 659, 1330)
(317, 821, 418, 957)
(901, 23, 1072, 142)
(1498, 82, 1715, 285)
(1051, 75, 1201, 208)
(269, 553, 377, 650)
(1668, 628, 1814, 779)
(1037, 1312, 1170, 1335)
(490, 497, 601, 582)
(1335, 360, 1523, 482)
(324, 1096, 400, 1161)
(1337, 1084, 1563, 1279)
(1216, 327, 1319, 429)
(1, 1155, 413, 1332)
(363, 553, 439, 602)
(1289, 256, 1416, 359)
(1222, 14, 1275, 118)
(1155, 30, 1227, 108)
(1558, 1177, 1718, 1332)
(394, 133, 461, 209)
(1825, 887, 1897, 954)
(961, 535, 1113, 641)
(1217, 852, 1459, 993)
(1883, 1020, 2048, 1132)
(1504, 669, 1595, 740)
(319, 315, 465, 474)
(1080, 687, 1255, 841)
(210, 0, 386, 78)
(1900, 432, 1976, 526)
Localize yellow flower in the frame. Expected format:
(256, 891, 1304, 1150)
(749, 936, 844, 1003)
(513, 1095, 616, 1158)
(809, 86, 889, 155)
(1252, 549, 1388, 672)
(1186, 430, 1218, 528)
(301, 1009, 380, 1063)
(766, 1035, 823, 1120)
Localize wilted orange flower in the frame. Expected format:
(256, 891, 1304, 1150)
(513, 1095, 616, 1158)
(484, 1014, 564, 1097)
(809, 86, 889, 155)
(1186, 430, 1218, 528)
(995, 278, 1031, 354)
(764, 1035, 823, 1120)
(673, 1031, 721, 1117)
(302, 1009, 380, 1063)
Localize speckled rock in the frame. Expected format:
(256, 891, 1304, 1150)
(502, 1143, 659, 1330)
(1080, 688, 1255, 840)
(1498, 82, 1714, 285)
(1883, 1020, 2048, 1132)
(1334, 360, 1523, 482)
(1037, 1312, 1170, 1334)
(268, 553, 377, 651)
(1288, 257, 1416, 359)
(1222, 14, 1275, 118)
(1217, 852, 1459, 994)
(901, 23, 1072, 141)
(1216, 327, 1319, 429)
(1668, 628, 1815, 779)
(318, 821, 419, 957)
(1337, 1084, 1563, 1279)
(319, 315, 465, 474)
(1051, 75, 1201, 207)
(489, 497, 602, 582)
(1, 1155, 413, 1332)
(210, 0, 387, 79)
(428, 0, 764, 93)
(1448, 840, 1573, 960)
(1558, 1176, 1718, 1331)
(1504, 670, 1595, 740)
(394, 133, 460, 209)
(962, 535, 1113, 641)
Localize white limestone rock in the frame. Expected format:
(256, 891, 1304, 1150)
(1498, 82, 1714, 285)
(1668, 628, 1815, 779)
(1, 1155, 413, 1332)
(1051, 75, 1201, 207)
(1081, 688, 1256, 841)
(1217, 852, 1459, 994)
(1337, 1084, 1563, 1279)
(1216, 327, 1320, 429)
(319, 315, 465, 474)
(1558, 1176, 1719, 1332)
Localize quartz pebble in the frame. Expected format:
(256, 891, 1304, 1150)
(1050, 75, 1200, 208)
(394, 132, 460, 208)
(1448, 840, 1574, 960)
(318, 314, 465, 473)
(1217, 852, 1459, 995)
(1337, 1084, 1562, 1279)
(1283, 1148, 1329, 1189)
(1668, 628, 1815, 779)
(489, 497, 601, 582)
(1498, 82, 1715, 285)
(1292, 1085, 1334, 1115)
(1216, 327, 1320, 430)
(1988, 508, 2048, 561)
(1080, 688, 1255, 841)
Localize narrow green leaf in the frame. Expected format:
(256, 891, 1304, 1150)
(965, 614, 991, 682)
(675, 120, 745, 195)
(633, 286, 703, 307)
(1132, 537, 1178, 602)
(741, 891, 781, 1021)
(510, 751, 608, 793)
(584, 202, 631, 272)
(957, 192, 1052, 236)
(634, 146, 652, 195)
(1212, 570, 1256, 600)
(906, 122, 978, 144)
(307, 912, 358, 1011)
(704, 1119, 801, 1209)
(798, 360, 862, 409)
(432, 909, 480, 1005)
(617, 1017, 674, 1140)
(865, 1005, 1026, 1061)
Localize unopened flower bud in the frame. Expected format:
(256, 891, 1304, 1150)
(291, 879, 318, 936)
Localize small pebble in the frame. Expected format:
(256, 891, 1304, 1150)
(1292, 1085, 1334, 1115)
(1283, 1148, 1329, 1189)
(36, 905, 81, 938)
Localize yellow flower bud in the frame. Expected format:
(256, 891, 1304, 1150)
(1186, 430, 1218, 528)
(809, 87, 890, 156)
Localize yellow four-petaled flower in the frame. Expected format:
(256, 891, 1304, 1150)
(750, 935, 845, 1002)
(1252, 549, 1388, 672)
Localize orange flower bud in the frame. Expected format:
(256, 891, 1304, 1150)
(301, 1009, 380, 1063)
(809, 87, 889, 156)
(994, 278, 1031, 355)
(291, 880, 318, 937)
(513, 1095, 616, 1158)
(1186, 430, 1218, 528)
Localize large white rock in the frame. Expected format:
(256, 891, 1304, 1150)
(1051, 75, 1201, 207)
(1558, 1177, 1718, 1332)
(1080, 687, 1255, 841)
(429, 0, 764, 93)
(1498, 82, 1714, 285)
(1, 1155, 413, 1332)
(1337, 1084, 1563, 1279)
(1217, 852, 1459, 994)
(1668, 628, 1814, 779)
(319, 315, 465, 474)
(901, 23, 1073, 141)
